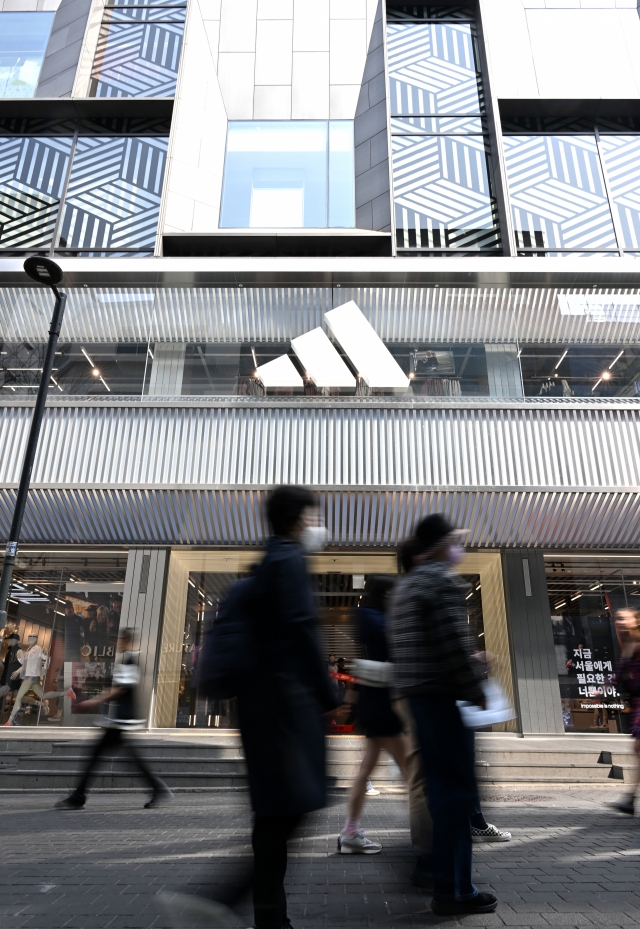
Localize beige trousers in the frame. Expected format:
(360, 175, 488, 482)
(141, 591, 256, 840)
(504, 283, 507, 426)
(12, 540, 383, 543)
(394, 697, 433, 855)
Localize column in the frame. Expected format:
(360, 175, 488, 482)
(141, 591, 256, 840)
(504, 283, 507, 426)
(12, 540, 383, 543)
(503, 549, 565, 735)
(148, 345, 186, 395)
(119, 548, 169, 725)
(485, 344, 524, 398)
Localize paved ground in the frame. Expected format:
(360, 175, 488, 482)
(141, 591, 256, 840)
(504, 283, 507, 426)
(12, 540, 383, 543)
(1, 786, 640, 929)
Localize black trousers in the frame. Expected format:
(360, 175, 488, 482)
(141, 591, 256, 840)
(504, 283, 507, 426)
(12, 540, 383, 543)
(252, 813, 302, 929)
(71, 727, 164, 798)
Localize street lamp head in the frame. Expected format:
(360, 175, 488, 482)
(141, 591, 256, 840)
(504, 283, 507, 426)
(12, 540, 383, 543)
(23, 256, 64, 286)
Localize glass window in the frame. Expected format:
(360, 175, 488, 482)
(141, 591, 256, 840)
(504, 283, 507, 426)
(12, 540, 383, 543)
(0, 12, 54, 99)
(0, 549, 127, 728)
(0, 122, 169, 256)
(520, 344, 640, 398)
(56, 136, 168, 252)
(599, 135, 640, 250)
(392, 135, 499, 250)
(545, 554, 640, 734)
(503, 135, 618, 254)
(89, 0, 186, 98)
(219, 121, 355, 229)
(387, 17, 501, 253)
(387, 22, 482, 117)
(0, 135, 73, 250)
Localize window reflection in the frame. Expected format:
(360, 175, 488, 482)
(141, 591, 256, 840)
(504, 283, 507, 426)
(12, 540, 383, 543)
(220, 121, 355, 229)
(546, 555, 640, 734)
(0, 550, 127, 728)
(520, 345, 640, 398)
(0, 12, 54, 99)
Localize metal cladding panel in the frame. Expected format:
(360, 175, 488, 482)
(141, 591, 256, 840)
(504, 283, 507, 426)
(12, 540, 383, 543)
(0, 488, 639, 548)
(1, 404, 640, 490)
(2, 286, 640, 344)
(0, 403, 639, 546)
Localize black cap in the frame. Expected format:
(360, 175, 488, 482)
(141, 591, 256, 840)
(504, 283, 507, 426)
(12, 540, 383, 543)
(415, 514, 455, 552)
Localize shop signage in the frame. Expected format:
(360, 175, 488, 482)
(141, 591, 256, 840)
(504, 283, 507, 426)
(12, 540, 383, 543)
(255, 301, 410, 394)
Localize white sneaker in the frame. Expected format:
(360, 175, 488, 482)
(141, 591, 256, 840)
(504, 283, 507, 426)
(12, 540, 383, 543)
(472, 823, 511, 843)
(365, 786, 380, 796)
(338, 830, 383, 854)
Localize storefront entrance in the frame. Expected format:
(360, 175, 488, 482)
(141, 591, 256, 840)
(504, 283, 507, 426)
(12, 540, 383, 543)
(154, 548, 514, 732)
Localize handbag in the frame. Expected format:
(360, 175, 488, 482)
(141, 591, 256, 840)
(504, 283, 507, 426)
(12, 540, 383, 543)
(352, 658, 394, 688)
(457, 676, 516, 729)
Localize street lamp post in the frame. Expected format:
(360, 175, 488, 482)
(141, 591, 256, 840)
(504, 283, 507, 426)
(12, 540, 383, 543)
(0, 257, 66, 631)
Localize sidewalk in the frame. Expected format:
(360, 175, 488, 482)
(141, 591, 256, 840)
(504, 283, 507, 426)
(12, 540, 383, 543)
(1, 787, 639, 929)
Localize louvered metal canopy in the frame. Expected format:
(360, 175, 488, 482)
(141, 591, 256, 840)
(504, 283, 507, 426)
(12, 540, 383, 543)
(0, 401, 639, 548)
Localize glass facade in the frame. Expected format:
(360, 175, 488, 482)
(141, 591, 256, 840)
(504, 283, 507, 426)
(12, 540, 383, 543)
(0, 549, 127, 727)
(89, 0, 186, 98)
(387, 8, 500, 253)
(502, 123, 640, 257)
(220, 121, 355, 229)
(164, 553, 485, 732)
(2, 286, 640, 400)
(0, 118, 169, 256)
(546, 555, 640, 734)
(0, 12, 54, 99)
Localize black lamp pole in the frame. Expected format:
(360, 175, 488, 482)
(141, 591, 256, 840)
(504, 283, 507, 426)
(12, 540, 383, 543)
(0, 257, 66, 631)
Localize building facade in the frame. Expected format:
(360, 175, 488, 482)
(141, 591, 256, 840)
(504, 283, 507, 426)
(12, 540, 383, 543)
(1, 0, 640, 737)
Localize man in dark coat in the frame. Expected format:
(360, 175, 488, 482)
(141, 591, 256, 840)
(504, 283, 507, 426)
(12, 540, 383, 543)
(237, 486, 338, 928)
(160, 485, 337, 929)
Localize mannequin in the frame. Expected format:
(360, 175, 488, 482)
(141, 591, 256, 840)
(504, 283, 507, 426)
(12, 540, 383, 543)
(2, 634, 68, 726)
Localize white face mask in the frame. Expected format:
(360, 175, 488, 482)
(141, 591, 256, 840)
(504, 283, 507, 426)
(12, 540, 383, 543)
(300, 525, 328, 553)
(446, 543, 465, 566)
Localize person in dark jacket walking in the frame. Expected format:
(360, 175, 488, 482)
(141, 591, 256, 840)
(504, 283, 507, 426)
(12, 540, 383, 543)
(608, 608, 640, 815)
(389, 514, 498, 916)
(160, 485, 338, 929)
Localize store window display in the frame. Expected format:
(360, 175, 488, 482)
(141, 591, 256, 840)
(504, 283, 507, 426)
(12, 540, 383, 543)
(546, 555, 640, 733)
(0, 549, 127, 727)
(2, 633, 69, 726)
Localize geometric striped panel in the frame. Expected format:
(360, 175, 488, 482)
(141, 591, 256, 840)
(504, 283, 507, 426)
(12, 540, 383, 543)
(56, 136, 168, 251)
(89, 3, 185, 98)
(503, 135, 618, 253)
(387, 22, 483, 116)
(599, 136, 640, 250)
(392, 134, 500, 249)
(0, 136, 72, 250)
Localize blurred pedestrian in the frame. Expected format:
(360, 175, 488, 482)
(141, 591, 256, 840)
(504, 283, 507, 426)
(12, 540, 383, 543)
(54, 628, 172, 810)
(608, 608, 640, 815)
(160, 485, 338, 929)
(338, 575, 407, 854)
(389, 514, 498, 916)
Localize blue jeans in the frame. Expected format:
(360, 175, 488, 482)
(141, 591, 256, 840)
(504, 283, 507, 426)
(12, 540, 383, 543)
(409, 695, 478, 902)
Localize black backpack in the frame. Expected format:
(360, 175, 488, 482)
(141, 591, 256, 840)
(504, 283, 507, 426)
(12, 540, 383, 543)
(198, 574, 261, 699)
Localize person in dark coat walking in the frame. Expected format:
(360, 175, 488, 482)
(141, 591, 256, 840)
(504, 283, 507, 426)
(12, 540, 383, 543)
(160, 485, 337, 929)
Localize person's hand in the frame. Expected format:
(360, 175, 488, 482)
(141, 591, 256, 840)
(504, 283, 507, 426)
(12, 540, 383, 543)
(10, 670, 19, 680)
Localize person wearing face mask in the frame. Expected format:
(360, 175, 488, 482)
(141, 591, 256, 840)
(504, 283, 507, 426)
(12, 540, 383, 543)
(388, 514, 498, 917)
(160, 485, 338, 929)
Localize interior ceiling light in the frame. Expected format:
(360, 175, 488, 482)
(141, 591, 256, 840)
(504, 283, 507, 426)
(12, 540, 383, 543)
(92, 368, 100, 377)
(592, 379, 602, 392)
(609, 350, 624, 370)
(81, 347, 95, 367)
(99, 376, 110, 392)
(570, 593, 582, 601)
(601, 370, 611, 380)
(554, 349, 568, 370)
